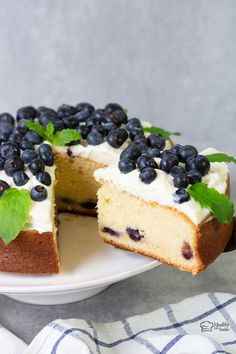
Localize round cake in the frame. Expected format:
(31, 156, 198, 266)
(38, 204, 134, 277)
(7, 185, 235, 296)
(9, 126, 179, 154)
(0, 103, 233, 274)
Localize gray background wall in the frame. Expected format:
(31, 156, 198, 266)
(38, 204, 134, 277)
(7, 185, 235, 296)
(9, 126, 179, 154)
(0, 0, 235, 151)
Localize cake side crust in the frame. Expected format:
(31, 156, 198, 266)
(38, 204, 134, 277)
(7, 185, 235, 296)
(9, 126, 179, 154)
(0, 229, 59, 274)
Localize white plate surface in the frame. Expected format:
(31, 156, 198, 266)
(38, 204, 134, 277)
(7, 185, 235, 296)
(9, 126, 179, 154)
(0, 214, 160, 303)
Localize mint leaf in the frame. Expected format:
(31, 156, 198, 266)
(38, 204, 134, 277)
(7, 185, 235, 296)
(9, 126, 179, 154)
(206, 153, 236, 164)
(188, 182, 234, 224)
(142, 126, 181, 140)
(0, 189, 31, 244)
(52, 129, 82, 146)
(45, 122, 55, 141)
(25, 121, 82, 146)
(24, 121, 46, 139)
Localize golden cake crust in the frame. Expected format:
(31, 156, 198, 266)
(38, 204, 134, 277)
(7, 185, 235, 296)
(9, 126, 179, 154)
(0, 230, 59, 274)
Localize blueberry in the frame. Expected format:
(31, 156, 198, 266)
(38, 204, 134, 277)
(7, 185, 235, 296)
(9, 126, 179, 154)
(8, 129, 23, 143)
(91, 125, 106, 137)
(139, 167, 157, 184)
(147, 134, 165, 150)
(0, 157, 5, 170)
(160, 149, 178, 158)
(52, 119, 65, 132)
(107, 128, 128, 148)
(182, 242, 193, 260)
(109, 110, 127, 125)
(16, 106, 36, 121)
(31, 185, 48, 202)
(126, 227, 144, 241)
(53, 119, 65, 132)
(87, 130, 104, 145)
(0, 112, 15, 125)
(170, 165, 186, 177)
(102, 122, 118, 132)
(137, 154, 158, 171)
(38, 143, 52, 157)
(0, 180, 10, 196)
(174, 189, 190, 203)
(25, 131, 43, 144)
(77, 125, 90, 139)
(40, 152, 54, 166)
(102, 227, 120, 237)
(19, 139, 34, 150)
(17, 119, 29, 135)
(187, 169, 202, 184)
(118, 159, 136, 174)
(0, 124, 14, 141)
(185, 156, 197, 171)
(29, 158, 45, 174)
(36, 106, 54, 117)
(0, 142, 20, 159)
(21, 149, 37, 164)
(173, 174, 189, 189)
(194, 155, 210, 176)
(133, 134, 147, 145)
(38, 111, 57, 127)
(13, 171, 29, 186)
(4, 157, 24, 176)
(104, 103, 123, 113)
(57, 104, 76, 118)
(129, 127, 144, 140)
(160, 154, 179, 173)
(178, 145, 198, 163)
(120, 144, 141, 161)
(86, 116, 101, 127)
(62, 116, 78, 129)
(36, 171, 51, 186)
(170, 144, 183, 154)
(92, 109, 105, 120)
(126, 118, 142, 130)
(133, 140, 148, 154)
(147, 147, 160, 158)
(75, 102, 94, 114)
(75, 110, 91, 123)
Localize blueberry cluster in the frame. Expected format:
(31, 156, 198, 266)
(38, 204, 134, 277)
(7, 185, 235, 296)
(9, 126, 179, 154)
(0, 106, 55, 202)
(118, 127, 210, 204)
(0, 102, 130, 202)
(38, 102, 128, 148)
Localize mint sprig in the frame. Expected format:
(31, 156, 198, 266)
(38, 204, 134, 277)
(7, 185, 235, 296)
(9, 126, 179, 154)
(0, 189, 31, 244)
(25, 121, 82, 146)
(205, 153, 236, 164)
(188, 182, 234, 224)
(142, 126, 181, 140)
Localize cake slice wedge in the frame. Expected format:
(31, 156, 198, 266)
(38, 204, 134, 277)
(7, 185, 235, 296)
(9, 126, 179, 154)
(94, 148, 234, 274)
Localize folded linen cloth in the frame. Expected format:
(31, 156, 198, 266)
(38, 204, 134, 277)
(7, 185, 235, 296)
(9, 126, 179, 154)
(1, 292, 236, 354)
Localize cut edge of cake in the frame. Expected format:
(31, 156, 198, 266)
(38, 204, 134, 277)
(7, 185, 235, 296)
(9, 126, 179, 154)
(95, 178, 233, 275)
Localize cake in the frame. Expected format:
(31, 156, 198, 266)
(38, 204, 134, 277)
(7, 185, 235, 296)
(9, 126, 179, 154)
(0, 103, 234, 274)
(94, 147, 233, 275)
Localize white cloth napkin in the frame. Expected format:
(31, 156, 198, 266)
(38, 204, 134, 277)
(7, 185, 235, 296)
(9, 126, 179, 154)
(1, 292, 236, 354)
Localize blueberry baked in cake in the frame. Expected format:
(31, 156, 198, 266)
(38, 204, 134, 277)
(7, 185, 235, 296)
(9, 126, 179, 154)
(95, 126, 235, 274)
(0, 102, 234, 274)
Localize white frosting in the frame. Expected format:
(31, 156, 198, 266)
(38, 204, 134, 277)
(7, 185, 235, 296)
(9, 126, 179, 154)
(0, 165, 55, 233)
(94, 148, 229, 225)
